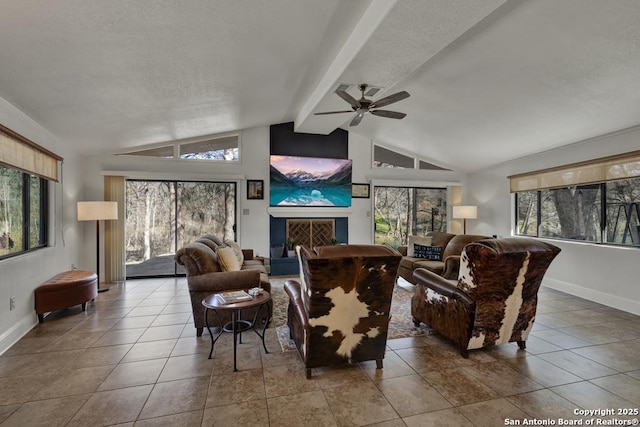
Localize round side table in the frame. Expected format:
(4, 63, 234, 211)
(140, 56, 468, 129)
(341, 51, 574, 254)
(202, 291, 271, 371)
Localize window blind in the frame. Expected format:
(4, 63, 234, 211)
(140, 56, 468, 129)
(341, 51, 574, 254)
(0, 124, 63, 181)
(509, 150, 640, 192)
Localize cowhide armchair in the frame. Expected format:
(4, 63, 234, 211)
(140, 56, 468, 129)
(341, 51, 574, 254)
(284, 244, 401, 379)
(411, 237, 560, 357)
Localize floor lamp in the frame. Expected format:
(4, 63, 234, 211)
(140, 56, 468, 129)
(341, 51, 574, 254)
(77, 201, 118, 293)
(452, 205, 477, 234)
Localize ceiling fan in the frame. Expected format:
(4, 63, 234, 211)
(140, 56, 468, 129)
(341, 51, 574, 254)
(315, 83, 410, 126)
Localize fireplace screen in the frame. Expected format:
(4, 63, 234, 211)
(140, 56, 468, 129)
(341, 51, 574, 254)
(286, 219, 335, 248)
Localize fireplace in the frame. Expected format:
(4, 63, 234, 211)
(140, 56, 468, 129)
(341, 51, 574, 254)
(269, 216, 348, 275)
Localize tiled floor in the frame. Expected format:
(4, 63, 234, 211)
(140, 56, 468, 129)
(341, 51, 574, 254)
(1, 278, 639, 426)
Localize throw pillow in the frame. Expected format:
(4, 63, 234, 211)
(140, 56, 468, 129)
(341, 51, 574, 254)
(224, 240, 244, 265)
(407, 236, 433, 257)
(216, 246, 241, 271)
(414, 244, 442, 260)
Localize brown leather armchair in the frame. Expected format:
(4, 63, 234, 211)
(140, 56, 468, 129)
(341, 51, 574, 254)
(284, 244, 401, 379)
(397, 232, 492, 284)
(411, 237, 560, 357)
(175, 237, 271, 336)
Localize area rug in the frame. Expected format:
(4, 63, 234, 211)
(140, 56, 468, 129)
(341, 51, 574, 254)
(269, 276, 433, 352)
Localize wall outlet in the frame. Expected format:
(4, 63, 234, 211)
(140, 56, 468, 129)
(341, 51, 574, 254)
(9, 297, 15, 311)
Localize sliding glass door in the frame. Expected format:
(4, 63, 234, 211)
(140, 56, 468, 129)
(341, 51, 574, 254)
(125, 180, 236, 278)
(374, 186, 447, 248)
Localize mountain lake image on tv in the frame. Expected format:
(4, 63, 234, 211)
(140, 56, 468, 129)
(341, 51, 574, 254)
(270, 155, 352, 207)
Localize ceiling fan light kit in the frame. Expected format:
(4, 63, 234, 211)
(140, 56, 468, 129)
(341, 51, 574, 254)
(315, 83, 410, 126)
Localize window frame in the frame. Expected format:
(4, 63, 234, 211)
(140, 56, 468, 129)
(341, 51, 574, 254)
(0, 166, 48, 260)
(117, 132, 242, 163)
(514, 178, 639, 248)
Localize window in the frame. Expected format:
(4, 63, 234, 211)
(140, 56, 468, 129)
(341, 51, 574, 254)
(512, 151, 640, 246)
(373, 144, 451, 171)
(373, 186, 447, 247)
(515, 190, 537, 236)
(0, 165, 48, 258)
(118, 134, 240, 162)
(374, 145, 414, 169)
(606, 178, 640, 245)
(515, 177, 639, 246)
(540, 185, 601, 242)
(179, 136, 238, 161)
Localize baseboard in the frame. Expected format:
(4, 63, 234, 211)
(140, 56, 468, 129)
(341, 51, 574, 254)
(543, 277, 640, 316)
(0, 314, 37, 356)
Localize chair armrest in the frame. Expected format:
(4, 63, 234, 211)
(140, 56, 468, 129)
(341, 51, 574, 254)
(413, 268, 474, 305)
(284, 280, 309, 330)
(186, 269, 260, 293)
(441, 255, 461, 279)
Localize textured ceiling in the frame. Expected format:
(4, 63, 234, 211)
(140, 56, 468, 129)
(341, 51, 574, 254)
(1, 0, 639, 172)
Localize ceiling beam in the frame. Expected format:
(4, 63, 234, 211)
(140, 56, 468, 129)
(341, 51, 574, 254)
(293, 0, 397, 134)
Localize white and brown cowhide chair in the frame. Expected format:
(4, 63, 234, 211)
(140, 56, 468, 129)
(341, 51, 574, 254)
(284, 244, 402, 379)
(412, 237, 561, 357)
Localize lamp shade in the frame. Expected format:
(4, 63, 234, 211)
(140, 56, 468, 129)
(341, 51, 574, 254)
(452, 205, 477, 219)
(77, 201, 118, 221)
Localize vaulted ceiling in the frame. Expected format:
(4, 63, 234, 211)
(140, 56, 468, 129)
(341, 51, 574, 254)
(1, 0, 639, 172)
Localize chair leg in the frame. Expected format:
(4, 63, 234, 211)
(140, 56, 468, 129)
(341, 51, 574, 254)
(517, 340, 526, 350)
(376, 359, 383, 369)
(306, 368, 312, 379)
(196, 327, 203, 337)
(81, 302, 87, 312)
(412, 317, 420, 327)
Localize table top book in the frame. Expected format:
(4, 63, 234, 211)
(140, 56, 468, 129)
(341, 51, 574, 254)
(216, 290, 253, 304)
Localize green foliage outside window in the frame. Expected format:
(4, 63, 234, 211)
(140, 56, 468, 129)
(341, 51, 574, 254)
(0, 165, 47, 258)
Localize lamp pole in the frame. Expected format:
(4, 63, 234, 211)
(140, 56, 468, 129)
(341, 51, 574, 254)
(77, 201, 118, 293)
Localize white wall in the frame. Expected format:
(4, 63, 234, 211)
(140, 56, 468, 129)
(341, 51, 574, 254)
(86, 126, 274, 260)
(466, 127, 640, 315)
(0, 98, 83, 354)
(86, 126, 466, 259)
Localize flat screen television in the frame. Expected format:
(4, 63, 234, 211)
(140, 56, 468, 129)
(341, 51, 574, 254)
(269, 155, 352, 207)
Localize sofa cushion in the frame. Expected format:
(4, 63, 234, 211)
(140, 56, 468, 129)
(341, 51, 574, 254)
(414, 244, 442, 260)
(201, 234, 224, 246)
(196, 238, 219, 251)
(224, 240, 244, 265)
(216, 246, 241, 271)
(413, 259, 445, 275)
(399, 256, 418, 270)
(407, 236, 433, 256)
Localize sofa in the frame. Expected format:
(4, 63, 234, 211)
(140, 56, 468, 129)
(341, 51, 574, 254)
(174, 234, 271, 336)
(396, 231, 492, 283)
(284, 244, 401, 379)
(411, 237, 560, 357)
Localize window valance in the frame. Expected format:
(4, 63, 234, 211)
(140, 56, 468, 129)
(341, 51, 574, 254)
(0, 124, 63, 181)
(508, 150, 640, 193)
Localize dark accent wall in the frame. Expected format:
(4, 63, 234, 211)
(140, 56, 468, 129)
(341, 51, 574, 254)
(270, 122, 348, 159)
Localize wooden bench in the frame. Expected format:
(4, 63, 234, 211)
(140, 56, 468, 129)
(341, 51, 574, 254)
(34, 270, 98, 323)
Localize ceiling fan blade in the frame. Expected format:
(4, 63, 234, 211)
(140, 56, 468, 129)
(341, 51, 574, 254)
(372, 91, 410, 108)
(314, 110, 354, 115)
(350, 113, 364, 126)
(336, 89, 360, 108)
(371, 109, 406, 119)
